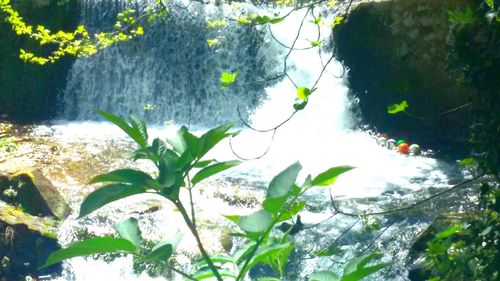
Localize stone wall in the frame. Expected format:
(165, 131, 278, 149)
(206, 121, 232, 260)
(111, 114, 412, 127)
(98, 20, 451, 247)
(0, 0, 79, 122)
(334, 0, 475, 146)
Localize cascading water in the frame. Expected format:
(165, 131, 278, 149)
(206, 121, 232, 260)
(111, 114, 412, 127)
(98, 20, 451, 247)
(16, 0, 475, 280)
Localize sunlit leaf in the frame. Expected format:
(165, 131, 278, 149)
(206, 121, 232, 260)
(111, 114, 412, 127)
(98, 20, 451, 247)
(114, 217, 142, 248)
(297, 87, 311, 101)
(228, 209, 273, 234)
(312, 166, 355, 186)
(191, 160, 241, 185)
(98, 111, 147, 148)
(89, 169, 157, 187)
(137, 233, 182, 263)
(387, 100, 408, 114)
(43, 237, 136, 267)
(342, 263, 387, 281)
(198, 122, 237, 158)
(193, 269, 237, 280)
(309, 270, 340, 281)
(195, 255, 235, 267)
(263, 162, 302, 214)
(220, 71, 239, 84)
(79, 184, 147, 218)
(166, 126, 188, 154)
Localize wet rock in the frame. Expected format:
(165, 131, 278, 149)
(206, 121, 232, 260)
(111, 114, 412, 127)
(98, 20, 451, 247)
(0, 170, 70, 220)
(0, 200, 61, 280)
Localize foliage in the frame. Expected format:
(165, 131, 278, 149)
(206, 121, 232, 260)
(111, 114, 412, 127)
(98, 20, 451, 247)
(43, 112, 384, 280)
(0, 0, 166, 64)
(0, 136, 17, 153)
(423, 1, 500, 280)
(386, 100, 408, 115)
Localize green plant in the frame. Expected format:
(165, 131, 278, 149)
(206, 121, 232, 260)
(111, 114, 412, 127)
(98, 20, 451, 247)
(42, 112, 385, 280)
(0, 136, 18, 153)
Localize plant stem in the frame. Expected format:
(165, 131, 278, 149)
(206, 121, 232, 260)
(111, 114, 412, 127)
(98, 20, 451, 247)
(175, 201, 223, 281)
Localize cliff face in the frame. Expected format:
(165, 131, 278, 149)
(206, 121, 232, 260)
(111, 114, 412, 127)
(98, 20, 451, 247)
(334, 0, 475, 146)
(0, 0, 79, 122)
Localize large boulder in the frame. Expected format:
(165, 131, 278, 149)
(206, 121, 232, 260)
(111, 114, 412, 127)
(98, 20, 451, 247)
(0, 170, 70, 220)
(334, 0, 475, 146)
(0, 200, 61, 280)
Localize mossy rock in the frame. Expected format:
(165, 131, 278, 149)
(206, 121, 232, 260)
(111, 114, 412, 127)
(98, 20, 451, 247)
(0, 169, 70, 220)
(0, 200, 61, 280)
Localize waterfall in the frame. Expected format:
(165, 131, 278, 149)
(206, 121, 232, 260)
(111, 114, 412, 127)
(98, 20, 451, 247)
(40, 1, 472, 280)
(60, 0, 283, 125)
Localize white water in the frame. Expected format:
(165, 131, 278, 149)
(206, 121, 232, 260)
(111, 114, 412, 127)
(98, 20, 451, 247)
(35, 3, 469, 281)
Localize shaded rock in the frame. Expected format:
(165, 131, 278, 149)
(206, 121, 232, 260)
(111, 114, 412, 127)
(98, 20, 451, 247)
(0, 200, 61, 280)
(333, 0, 474, 147)
(0, 170, 70, 220)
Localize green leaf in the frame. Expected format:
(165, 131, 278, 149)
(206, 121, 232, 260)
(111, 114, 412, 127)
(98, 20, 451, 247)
(459, 157, 477, 166)
(114, 217, 142, 248)
(43, 237, 136, 267)
(277, 200, 306, 222)
(166, 126, 188, 154)
(310, 270, 340, 281)
(130, 116, 148, 147)
(90, 169, 157, 187)
(310, 40, 323, 47)
(312, 166, 355, 186)
(137, 233, 182, 263)
(193, 159, 216, 168)
(193, 269, 236, 280)
(263, 162, 302, 214)
(244, 243, 294, 275)
(343, 252, 382, 275)
(198, 122, 236, 158)
(259, 278, 281, 281)
(220, 71, 239, 86)
(232, 209, 272, 234)
(313, 245, 345, 257)
(79, 184, 147, 218)
(183, 130, 202, 157)
(485, 0, 494, 9)
(293, 100, 308, 111)
(436, 224, 463, 239)
(269, 163, 303, 197)
(254, 15, 285, 24)
(387, 100, 408, 114)
(195, 255, 235, 267)
(297, 87, 311, 101)
(342, 264, 387, 281)
(98, 111, 147, 148)
(191, 160, 241, 186)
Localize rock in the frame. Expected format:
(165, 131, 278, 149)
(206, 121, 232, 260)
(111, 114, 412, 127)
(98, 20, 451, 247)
(0, 200, 61, 280)
(333, 0, 474, 147)
(0, 170, 70, 220)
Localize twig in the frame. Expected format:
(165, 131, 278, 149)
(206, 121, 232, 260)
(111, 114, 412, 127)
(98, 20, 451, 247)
(236, 107, 298, 133)
(328, 174, 485, 217)
(228, 129, 277, 161)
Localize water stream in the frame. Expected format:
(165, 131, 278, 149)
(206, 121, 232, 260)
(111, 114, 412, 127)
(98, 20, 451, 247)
(7, 1, 477, 280)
